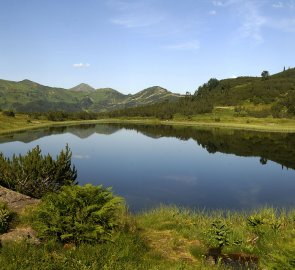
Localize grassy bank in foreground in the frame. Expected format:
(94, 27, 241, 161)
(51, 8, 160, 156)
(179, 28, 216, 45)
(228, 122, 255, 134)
(3, 112, 295, 135)
(1, 206, 294, 269)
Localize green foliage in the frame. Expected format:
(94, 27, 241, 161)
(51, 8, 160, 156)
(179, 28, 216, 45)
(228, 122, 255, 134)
(42, 111, 98, 121)
(104, 95, 213, 119)
(192, 68, 295, 113)
(33, 184, 123, 244)
(0, 145, 77, 198)
(0, 206, 295, 269)
(0, 232, 199, 270)
(205, 219, 231, 249)
(261, 70, 270, 80)
(196, 78, 219, 94)
(247, 209, 283, 237)
(271, 102, 287, 118)
(0, 202, 12, 234)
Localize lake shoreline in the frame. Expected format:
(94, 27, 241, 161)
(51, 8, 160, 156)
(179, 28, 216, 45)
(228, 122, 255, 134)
(3, 116, 295, 135)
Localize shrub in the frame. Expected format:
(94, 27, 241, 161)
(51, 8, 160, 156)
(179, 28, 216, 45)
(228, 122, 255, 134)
(0, 202, 12, 234)
(205, 219, 231, 250)
(33, 184, 123, 245)
(247, 209, 283, 237)
(0, 145, 77, 198)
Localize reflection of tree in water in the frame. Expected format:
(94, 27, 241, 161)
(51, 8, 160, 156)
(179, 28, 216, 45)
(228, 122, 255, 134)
(260, 157, 268, 165)
(1, 123, 295, 170)
(49, 126, 67, 133)
(110, 123, 295, 170)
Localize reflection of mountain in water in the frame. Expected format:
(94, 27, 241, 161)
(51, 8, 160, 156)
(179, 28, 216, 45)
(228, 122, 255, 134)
(0, 124, 121, 143)
(1, 123, 295, 170)
(66, 124, 121, 138)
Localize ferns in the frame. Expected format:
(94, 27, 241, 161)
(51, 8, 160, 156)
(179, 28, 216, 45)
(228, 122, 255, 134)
(33, 184, 123, 244)
(0, 202, 12, 234)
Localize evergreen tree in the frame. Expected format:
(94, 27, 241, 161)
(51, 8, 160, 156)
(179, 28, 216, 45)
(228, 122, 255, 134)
(0, 145, 77, 198)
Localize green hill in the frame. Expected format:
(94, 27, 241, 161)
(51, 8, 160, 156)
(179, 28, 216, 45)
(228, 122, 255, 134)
(107, 68, 295, 119)
(194, 68, 295, 117)
(0, 80, 181, 113)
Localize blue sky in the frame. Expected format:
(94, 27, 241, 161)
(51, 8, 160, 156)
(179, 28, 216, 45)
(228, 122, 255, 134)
(0, 0, 294, 94)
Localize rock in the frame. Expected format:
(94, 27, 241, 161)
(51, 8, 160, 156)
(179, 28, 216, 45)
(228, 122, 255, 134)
(0, 226, 40, 245)
(0, 186, 41, 245)
(0, 186, 40, 213)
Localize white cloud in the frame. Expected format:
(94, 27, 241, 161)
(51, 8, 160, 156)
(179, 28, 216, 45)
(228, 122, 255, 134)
(236, 2, 267, 43)
(73, 63, 90, 68)
(212, 0, 239, 7)
(108, 0, 164, 29)
(232, 1, 295, 43)
(209, 10, 217, 15)
(272, 2, 284, 8)
(164, 40, 200, 51)
(212, 0, 225, 6)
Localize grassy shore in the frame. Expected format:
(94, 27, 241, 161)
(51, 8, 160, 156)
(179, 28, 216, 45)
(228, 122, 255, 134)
(2, 112, 295, 135)
(1, 206, 294, 269)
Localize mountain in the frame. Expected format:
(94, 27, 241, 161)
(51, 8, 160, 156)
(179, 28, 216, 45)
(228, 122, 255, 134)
(70, 83, 95, 93)
(105, 68, 295, 119)
(0, 79, 181, 112)
(124, 86, 179, 105)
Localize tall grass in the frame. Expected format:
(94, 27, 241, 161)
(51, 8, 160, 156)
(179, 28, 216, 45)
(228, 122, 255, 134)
(137, 206, 295, 269)
(1, 203, 294, 268)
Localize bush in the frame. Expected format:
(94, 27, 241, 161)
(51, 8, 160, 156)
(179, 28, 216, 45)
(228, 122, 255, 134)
(33, 184, 123, 245)
(0, 202, 12, 234)
(205, 219, 231, 250)
(0, 145, 77, 198)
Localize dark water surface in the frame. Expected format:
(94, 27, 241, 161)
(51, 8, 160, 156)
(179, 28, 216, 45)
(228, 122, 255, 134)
(1, 124, 295, 212)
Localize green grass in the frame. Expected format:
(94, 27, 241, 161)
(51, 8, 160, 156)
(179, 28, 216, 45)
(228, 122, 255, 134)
(1, 205, 294, 269)
(136, 206, 295, 269)
(3, 111, 295, 136)
(0, 113, 102, 135)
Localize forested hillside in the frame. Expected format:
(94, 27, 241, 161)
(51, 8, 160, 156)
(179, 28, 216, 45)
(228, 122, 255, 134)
(0, 79, 180, 112)
(195, 68, 295, 117)
(106, 68, 295, 119)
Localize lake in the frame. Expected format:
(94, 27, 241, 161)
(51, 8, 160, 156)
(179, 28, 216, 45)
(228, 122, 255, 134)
(1, 123, 295, 212)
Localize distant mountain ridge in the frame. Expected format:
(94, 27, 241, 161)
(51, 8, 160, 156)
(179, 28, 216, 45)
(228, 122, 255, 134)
(0, 79, 181, 112)
(70, 83, 95, 93)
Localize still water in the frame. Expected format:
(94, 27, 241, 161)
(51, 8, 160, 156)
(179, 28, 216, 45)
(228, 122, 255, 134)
(0, 124, 295, 212)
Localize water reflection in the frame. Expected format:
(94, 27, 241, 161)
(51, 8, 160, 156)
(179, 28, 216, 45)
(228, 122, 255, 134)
(2, 123, 295, 170)
(0, 123, 295, 211)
